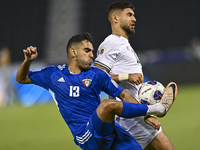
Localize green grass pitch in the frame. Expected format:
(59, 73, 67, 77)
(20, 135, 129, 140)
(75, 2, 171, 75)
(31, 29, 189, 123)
(0, 84, 200, 150)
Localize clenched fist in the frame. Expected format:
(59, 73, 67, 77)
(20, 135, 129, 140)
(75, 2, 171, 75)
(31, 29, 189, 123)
(23, 46, 38, 61)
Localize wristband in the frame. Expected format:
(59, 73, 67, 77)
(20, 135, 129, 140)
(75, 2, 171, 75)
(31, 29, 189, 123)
(118, 74, 129, 81)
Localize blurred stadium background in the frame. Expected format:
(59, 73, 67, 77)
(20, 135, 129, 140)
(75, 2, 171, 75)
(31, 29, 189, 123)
(0, 0, 200, 149)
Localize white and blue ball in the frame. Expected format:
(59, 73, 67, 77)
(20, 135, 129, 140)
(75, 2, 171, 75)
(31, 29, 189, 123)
(138, 80, 165, 105)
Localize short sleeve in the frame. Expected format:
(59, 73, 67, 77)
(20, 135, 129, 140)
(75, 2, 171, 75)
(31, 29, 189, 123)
(28, 67, 53, 90)
(100, 69, 123, 97)
(95, 39, 122, 71)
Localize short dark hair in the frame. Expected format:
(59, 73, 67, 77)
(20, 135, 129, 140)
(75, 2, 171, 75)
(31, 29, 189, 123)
(108, 1, 134, 17)
(66, 32, 93, 53)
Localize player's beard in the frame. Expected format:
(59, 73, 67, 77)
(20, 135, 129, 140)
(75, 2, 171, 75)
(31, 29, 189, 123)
(81, 65, 90, 71)
(121, 24, 135, 35)
(77, 60, 91, 71)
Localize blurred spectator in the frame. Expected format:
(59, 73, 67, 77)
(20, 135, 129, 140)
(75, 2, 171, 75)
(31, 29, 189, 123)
(0, 46, 11, 67)
(0, 46, 15, 107)
(190, 37, 200, 60)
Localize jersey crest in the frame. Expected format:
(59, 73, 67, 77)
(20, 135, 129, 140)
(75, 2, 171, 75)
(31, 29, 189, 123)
(99, 47, 106, 55)
(82, 78, 92, 87)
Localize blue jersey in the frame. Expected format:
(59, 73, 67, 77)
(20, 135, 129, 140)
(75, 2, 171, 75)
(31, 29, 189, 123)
(28, 64, 123, 138)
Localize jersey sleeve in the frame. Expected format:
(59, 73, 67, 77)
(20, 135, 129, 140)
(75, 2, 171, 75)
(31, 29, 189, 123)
(95, 39, 122, 71)
(100, 69, 123, 97)
(28, 67, 53, 90)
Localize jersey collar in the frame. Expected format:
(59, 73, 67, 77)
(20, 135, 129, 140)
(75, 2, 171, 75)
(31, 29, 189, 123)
(111, 34, 129, 43)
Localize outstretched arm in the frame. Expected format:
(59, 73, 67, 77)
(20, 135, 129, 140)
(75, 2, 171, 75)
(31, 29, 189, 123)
(94, 63, 143, 85)
(16, 46, 38, 84)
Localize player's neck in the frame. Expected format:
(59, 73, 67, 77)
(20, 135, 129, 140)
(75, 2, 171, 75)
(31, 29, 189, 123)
(67, 62, 81, 74)
(112, 27, 129, 40)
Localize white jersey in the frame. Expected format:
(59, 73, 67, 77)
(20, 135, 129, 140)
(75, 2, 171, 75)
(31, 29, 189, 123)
(95, 34, 162, 149)
(95, 34, 142, 101)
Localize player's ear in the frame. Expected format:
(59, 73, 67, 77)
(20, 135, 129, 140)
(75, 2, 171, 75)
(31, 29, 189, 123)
(112, 14, 119, 23)
(70, 48, 77, 57)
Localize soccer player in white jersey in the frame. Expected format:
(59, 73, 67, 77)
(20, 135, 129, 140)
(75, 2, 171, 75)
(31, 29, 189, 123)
(95, 1, 176, 150)
(15, 33, 178, 150)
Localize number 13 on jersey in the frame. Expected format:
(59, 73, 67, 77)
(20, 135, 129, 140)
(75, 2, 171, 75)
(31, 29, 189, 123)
(69, 86, 80, 97)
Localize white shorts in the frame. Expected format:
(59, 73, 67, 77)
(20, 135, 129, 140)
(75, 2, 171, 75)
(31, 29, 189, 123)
(115, 115, 162, 149)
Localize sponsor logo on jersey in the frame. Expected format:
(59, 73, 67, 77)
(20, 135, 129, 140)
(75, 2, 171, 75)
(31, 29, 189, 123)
(58, 77, 65, 82)
(82, 78, 92, 87)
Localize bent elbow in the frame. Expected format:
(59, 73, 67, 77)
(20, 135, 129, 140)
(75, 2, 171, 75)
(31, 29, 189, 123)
(15, 76, 31, 84)
(15, 76, 23, 84)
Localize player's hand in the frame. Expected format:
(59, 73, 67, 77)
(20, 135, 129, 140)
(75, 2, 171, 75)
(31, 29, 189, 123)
(23, 46, 38, 61)
(128, 73, 143, 85)
(144, 115, 161, 130)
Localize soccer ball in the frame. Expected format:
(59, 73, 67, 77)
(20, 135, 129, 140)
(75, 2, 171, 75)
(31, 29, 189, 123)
(138, 80, 165, 105)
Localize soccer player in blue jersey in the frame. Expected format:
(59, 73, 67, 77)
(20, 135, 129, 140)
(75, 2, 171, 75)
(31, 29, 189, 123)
(16, 33, 177, 150)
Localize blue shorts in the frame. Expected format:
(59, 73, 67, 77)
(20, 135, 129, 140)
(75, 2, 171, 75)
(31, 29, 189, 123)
(75, 111, 142, 150)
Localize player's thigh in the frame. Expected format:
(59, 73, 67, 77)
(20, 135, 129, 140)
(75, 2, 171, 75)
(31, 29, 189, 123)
(76, 111, 115, 150)
(144, 131, 175, 150)
(96, 99, 123, 122)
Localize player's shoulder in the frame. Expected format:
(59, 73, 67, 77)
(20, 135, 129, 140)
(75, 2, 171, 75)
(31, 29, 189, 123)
(90, 66, 104, 72)
(41, 64, 66, 72)
(103, 34, 122, 45)
(98, 35, 123, 54)
(90, 66, 109, 75)
(99, 34, 127, 50)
